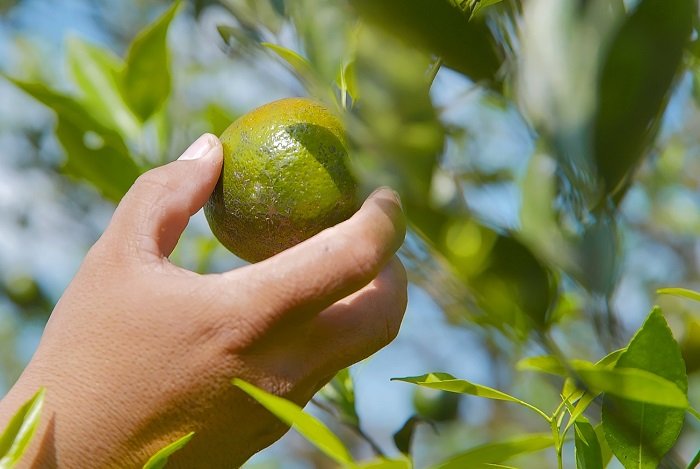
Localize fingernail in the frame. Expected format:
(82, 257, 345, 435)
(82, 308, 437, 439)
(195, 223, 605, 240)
(392, 190, 403, 209)
(178, 134, 217, 161)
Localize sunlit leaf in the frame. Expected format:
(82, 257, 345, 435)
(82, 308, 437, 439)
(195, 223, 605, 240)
(429, 433, 554, 469)
(517, 348, 625, 376)
(574, 416, 602, 469)
(593, 0, 693, 199)
(66, 36, 139, 140)
(0, 388, 45, 468)
(392, 373, 549, 421)
(5, 77, 128, 151)
(121, 0, 181, 121)
(657, 287, 700, 303)
(5, 78, 141, 201)
(602, 307, 688, 468)
(232, 379, 354, 466)
(56, 118, 142, 202)
(142, 432, 194, 469)
(356, 458, 411, 469)
(261, 43, 316, 84)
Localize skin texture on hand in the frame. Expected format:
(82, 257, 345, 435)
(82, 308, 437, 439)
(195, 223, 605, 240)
(0, 134, 407, 468)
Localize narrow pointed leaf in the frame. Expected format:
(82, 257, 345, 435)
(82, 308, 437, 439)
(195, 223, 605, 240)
(429, 433, 554, 469)
(657, 287, 700, 303)
(593, 0, 694, 198)
(261, 42, 317, 84)
(142, 432, 194, 469)
(356, 458, 411, 469)
(121, 0, 181, 120)
(232, 379, 353, 466)
(0, 388, 45, 468)
(392, 373, 549, 421)
(574, 416, 603, 469)
(602, 308, 688, 469)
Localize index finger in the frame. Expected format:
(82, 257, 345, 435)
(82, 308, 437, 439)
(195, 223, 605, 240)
(217, 188, 405, 323)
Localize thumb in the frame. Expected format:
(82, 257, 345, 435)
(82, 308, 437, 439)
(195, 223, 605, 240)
(105, 133, 223, 260)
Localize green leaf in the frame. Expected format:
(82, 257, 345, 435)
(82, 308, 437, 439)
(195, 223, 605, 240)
(5, 77, 128, 150)
(318, 369, 359, 427)
(5, 78, 140, 201)
(121, 0, 181, 121)
(356, 458, 411, 469)
(261, 42, 317, 85)
(232, 379, 354, 466)
(602, 307, 688, 469)
(66, 36, 139, 140)
(142, 431, 194, 469)
(392, 416, 420, 455)
(55, 118, 142, 202)
(350, 0, 504, 86)
(0, 388, 45, 468)
(336, 59, 358, 106)
(518, 351, 686, 409)
(392, 373, 549, 422)
(657, 287, 700, 303)
(593, 0, 694, 199)
(594, 423, 613, 468)
(574, 416, 603, 469)
(429, 433, 554, 469)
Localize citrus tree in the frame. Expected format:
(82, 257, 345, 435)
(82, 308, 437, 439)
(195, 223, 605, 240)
(1, 0, 700, 467)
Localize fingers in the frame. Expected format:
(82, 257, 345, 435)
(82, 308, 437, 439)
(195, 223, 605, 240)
(308, 257, 408, 372)
(217, 188, 406, 328)
(103, 134, 223, 259)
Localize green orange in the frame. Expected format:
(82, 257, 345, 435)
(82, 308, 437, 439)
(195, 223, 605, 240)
(205, 97, 358, 262)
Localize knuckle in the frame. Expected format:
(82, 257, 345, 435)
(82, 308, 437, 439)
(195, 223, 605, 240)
(132, 168, 176, 196)
(336, 230, 382, 284)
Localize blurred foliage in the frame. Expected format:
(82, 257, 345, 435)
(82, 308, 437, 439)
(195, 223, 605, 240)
(2, 0, 700, 466)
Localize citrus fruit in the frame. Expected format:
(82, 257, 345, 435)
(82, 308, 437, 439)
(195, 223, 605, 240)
(204, 97, 358, 263)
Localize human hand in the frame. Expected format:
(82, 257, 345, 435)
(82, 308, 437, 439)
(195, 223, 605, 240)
(0, 134, 407, 468)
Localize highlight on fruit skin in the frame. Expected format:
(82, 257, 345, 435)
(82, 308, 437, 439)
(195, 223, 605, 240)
(205, 97, 358, 263)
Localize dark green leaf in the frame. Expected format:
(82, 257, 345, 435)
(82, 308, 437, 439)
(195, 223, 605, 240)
(471, 235, 556, 330)
(350, 0, 504, 85)
(602, 308, 688, 469)
(574, 416, 603, 469)
(429, 433, 554, 469)
(142, 432, 194, 469)
(121, 0, 181, 121)
(0, 388, 45, 467)
(232, 379, 354, 466)
(392, 416, 420, 455)
(593, 0, 694, 198)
